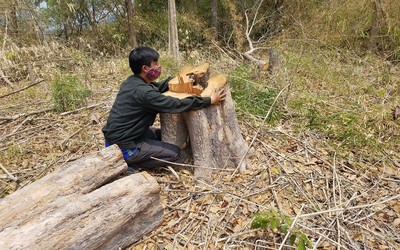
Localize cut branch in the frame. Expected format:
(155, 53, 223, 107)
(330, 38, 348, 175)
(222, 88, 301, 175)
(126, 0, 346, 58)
(0, 79, 45, 98)
(0, 68, 15, 89)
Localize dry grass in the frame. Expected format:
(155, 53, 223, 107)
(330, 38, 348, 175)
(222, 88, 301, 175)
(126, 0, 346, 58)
(0, 41, 399, 249)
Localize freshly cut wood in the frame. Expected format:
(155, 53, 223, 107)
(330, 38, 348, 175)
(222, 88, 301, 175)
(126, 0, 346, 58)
(168, 63, 210, 95)
(0, 145, 164, 250)
(162, 71, 248, 179)
(200, 74, 228, 97)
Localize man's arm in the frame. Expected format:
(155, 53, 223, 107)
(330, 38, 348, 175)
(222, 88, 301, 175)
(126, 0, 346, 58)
(142, 88, 226, 114)
(153, 77, 173, 93)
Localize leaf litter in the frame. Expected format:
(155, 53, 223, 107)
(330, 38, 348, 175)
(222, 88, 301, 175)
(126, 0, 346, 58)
(0, 52, 399, 249)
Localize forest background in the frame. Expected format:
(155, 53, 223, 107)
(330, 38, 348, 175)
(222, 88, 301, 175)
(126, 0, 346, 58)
(0, 0, 399, 249)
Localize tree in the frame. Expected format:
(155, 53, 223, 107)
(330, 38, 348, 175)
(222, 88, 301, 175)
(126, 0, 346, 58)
(211, 0, 218, 40)
(125, 0, 138, 48)
(368, 0, 382, 52)
(10, 1, 19, 37)
(168, 0, 179, 60)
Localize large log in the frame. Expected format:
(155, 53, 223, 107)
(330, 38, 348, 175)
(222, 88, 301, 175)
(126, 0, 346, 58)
(0, 146, 164, 250)
(163, 72, 248, 179)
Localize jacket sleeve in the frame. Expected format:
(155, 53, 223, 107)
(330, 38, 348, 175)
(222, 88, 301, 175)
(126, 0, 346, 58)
(153, 77, 173, 93)
(142, 88, 211, 114)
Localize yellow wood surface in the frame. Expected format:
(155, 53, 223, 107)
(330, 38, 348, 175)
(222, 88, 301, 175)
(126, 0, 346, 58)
(201, 74, 227, 97)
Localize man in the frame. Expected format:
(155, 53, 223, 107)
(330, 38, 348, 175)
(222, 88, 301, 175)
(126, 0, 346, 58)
(102, 47, 226, 169)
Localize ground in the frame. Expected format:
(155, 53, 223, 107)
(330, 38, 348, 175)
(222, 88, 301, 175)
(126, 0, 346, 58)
(0, 46, 399, 249)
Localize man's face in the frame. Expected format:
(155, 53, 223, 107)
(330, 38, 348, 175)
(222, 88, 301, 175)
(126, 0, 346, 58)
(142, 60, 162, 82)
(143, 60, 159, 72)
(149, 60, 159, 69)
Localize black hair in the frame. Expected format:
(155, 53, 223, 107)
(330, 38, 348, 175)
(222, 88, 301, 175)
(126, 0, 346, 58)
(129, 47, 159, 74)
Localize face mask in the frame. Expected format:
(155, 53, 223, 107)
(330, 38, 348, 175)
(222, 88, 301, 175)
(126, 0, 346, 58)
(144, 65, 162, 81)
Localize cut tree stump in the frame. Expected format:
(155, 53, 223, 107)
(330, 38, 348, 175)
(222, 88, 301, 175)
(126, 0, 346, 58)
(162, 65, 248, 179)
(0, 145, 164, 250)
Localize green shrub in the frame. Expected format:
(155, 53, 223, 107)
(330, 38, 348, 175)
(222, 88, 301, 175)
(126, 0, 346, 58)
(229, 65, 281, 123)
(251, 209, 312, 250)
(51, 74, 91, 112)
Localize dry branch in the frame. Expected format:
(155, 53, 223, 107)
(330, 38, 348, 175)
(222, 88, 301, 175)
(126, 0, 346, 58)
(0, 107, 53, 121)
(0, 163, 18, 182)
(0, 79, 44, 98)
(0, 68, 15, 88)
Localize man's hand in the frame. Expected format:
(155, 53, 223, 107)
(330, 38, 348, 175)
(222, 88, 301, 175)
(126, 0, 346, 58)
(210, 89, 226, 105)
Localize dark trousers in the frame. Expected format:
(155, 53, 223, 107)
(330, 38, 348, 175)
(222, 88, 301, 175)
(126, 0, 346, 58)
(124, 128, 180, 169)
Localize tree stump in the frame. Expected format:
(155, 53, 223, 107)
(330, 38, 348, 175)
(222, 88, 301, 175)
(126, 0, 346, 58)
(162, 65, 248, 179)
(0, 145, 164, 250)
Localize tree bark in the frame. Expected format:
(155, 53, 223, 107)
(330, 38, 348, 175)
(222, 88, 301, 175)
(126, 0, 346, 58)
(368, 0, 382, 52)
(211, 0, 219, 40)
(162, 73, 248, 179)
(10, 3, 19, 37)
(160, 112, 192, 163)
(125, 0, 138, 48)
(0, 146, 164, 250)
(220, 0, 245, 52)
(168, 0, 180, 60)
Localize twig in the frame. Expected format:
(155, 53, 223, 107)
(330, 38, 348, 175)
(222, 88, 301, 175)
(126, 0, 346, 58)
(0, 68, 15, 89)
(278, 204, 304, 250)
(19, 139, 92, 189)
(0, 80, 45, 98)
(332, 153, 341, 250)
(382, 149, 400, 168)
(165, 166, 180, 181)
(2, 11, 8, 52)
(60, 102, 106, 116)
(311, 219, 336, 250)
(230, 83, 290, 179)
(347, 211, 377, 225)
(59, 110, 107, 150)
(150, 157, 235, 171)
(210, 40, 238, 65)
(299, 193, 400, 218)
(298, 221, 350, 250)
(268, 167, 283, 211)
(0, 107, 54, 121)
(216, 229, 259, 242)
(11, 116, 32, 134)
(0, 124, 49, 142)
(0, 163, 18, 182)
(196, 179, 268, 209)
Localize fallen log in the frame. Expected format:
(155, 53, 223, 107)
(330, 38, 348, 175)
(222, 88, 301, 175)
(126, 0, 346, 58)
(0, 145, 164, 250)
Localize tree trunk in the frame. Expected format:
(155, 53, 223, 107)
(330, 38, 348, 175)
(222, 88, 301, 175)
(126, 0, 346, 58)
(368, 0, 382, 52)
(160, 112, 192, 163)
(211, 0, 219, 40)
(220, 0, 245, 52)
(168, 0, 180, 60)
(162, 67, 248, 179)
(185, 83, 247, 179)
(10, 3, 19, 37)
(0, 146, 164, 250)
(125, 0, 138, 48)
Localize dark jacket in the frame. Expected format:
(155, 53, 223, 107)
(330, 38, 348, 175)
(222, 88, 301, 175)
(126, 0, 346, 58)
(102, 74, 211, 149)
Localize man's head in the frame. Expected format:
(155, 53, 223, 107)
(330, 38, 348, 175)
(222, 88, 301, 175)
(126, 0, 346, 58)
(129, 47, 159, 75)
